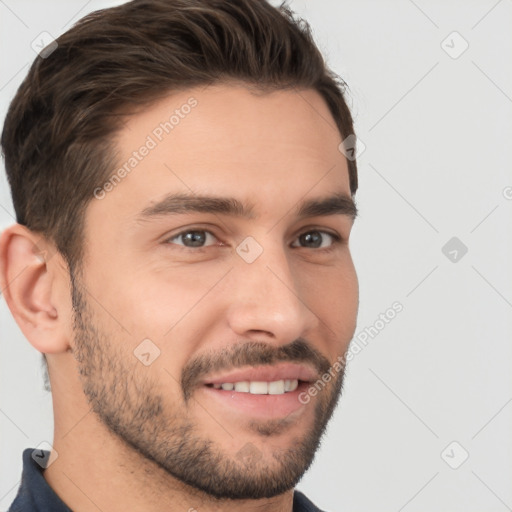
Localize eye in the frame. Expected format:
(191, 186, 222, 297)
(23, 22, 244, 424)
(164, 228, 342, 251)
(291, 230, 341, 249)
(166, 229, 219, 248)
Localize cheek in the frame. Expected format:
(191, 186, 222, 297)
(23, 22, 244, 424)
(329, 276, 358, 338)
(336, 270, 359, 339)
(301, 256, 358, 346)
(103, 262, 228, 345)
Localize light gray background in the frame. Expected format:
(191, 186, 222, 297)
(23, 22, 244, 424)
(1, 1, 511, 511)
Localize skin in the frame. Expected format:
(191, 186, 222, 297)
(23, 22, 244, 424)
(0, 83, 358, 512)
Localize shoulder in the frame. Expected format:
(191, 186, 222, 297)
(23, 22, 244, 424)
(7, 448, 72, 512)
(293, 489, 327, 512)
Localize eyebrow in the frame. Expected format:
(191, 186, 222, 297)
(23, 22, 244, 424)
(138, 192, 358, 222)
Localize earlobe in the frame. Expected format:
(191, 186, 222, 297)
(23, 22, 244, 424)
(0, 224, 71, 354)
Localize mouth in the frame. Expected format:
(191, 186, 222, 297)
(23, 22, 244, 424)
(206, 379, 300, 394)
(198, 363, 317, 420)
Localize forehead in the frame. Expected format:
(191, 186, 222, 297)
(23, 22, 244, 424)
(89, 83, 351, 225)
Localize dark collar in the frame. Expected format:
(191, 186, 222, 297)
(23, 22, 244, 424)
(8, 448, 72, 511)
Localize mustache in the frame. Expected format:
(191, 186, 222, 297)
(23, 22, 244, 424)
(181, 338, 332, 401)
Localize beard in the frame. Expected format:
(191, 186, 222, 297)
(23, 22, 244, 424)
(69, 269, 347, 500)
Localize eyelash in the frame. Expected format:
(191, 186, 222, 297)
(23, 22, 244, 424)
(164, 228, 343, 252)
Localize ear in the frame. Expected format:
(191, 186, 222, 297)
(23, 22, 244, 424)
(0, 224, 72, 354)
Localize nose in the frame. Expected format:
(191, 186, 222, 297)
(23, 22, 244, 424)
(225, 239, 319, 344)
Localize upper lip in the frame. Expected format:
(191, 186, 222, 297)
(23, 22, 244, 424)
(202, 362, 319, 385)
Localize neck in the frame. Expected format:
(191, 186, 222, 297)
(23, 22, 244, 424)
(44, 435, 294, 512)
(44, 362, 294, 512)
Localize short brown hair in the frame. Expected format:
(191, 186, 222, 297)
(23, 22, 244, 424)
(1, 0, 358, 273)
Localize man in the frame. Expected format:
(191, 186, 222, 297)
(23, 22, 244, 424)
(0, 0, 359, 510)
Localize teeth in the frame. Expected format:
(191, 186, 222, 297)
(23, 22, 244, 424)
(268, 380, 285, 394)
(250, 381, 268, 394)
(234, 381, 250, 392)
(212, 379, 299, 395)
(285, 379, 298, 392)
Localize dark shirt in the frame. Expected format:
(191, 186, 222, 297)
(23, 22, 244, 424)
(8, 448, 325, 511)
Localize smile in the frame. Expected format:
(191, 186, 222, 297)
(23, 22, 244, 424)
(199, 363, 318, 419)
(207, 379, 299, 394)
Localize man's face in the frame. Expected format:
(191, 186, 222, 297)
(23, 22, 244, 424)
(71, 83, 358, 499)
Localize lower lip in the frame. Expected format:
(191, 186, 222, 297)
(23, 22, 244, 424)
(199, 382, 311, 420)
